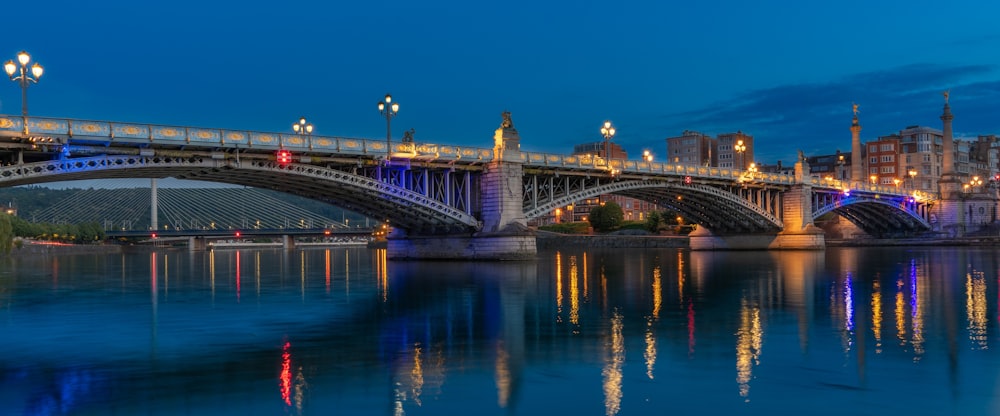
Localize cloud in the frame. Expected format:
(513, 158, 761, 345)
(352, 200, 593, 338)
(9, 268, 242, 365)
(660, 63, 1000, 163)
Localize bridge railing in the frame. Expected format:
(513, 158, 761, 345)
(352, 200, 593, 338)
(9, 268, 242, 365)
(0, 115, 496, 163)
(521, 151, 798, 185)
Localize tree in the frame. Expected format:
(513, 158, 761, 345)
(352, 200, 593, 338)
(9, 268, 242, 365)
(588, 201, 624, 233)
(644, 211, 662, 233)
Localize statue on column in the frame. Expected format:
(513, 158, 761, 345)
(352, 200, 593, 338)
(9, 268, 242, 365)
(943, 89, 950, 104)
(402, 128, 415, 143)
(500, 111, 514, 129)
(852, 102, 859, 116)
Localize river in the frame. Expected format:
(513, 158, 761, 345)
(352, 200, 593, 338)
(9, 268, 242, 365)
(1, 246, 998, 415)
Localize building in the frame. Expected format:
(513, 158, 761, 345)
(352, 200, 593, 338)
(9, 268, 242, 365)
(866, 135, 902, 187)
(807, 150, 851, 181)
(666, 131, 714, 166)
(716, 131, 755, 170)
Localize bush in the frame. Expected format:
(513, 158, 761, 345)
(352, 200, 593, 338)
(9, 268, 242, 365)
(588, 201, 624, 233)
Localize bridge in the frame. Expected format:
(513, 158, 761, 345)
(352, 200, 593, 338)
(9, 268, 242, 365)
(0, 113, 932, 258)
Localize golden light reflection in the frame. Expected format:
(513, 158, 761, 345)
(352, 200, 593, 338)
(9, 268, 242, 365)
(966, 270, 988, 350)
(300, 251, 306, 301)
(603, 310, 624, 416)
(871, 280, 883, 353)
(651, 264, 662, 319)
(556, 252, 563, 323)
(736, 299, 762, 400)
(570, 256, 580, 326)
(676, 250, 685, 302)
(325, 249, 331, 294)
(895, 278, 907, 346)
(345, 250, 351, 296)
(411, 343, 425, 406)
(644, 316, 656, 379)
(255, 251, 261, 298)
(376, 248, 388, 302)
(163, 254, 169, 296)
(209, 249, 216, 300)
(495, 340, 511, 408)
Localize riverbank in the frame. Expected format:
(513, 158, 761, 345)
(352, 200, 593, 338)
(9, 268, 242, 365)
(827, 237, 1000, 247)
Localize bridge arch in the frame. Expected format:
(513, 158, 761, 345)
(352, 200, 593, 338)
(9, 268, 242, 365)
(0, 155, 481, 234)
(524, 179, 784, 233)
(813, 194, 930, 235)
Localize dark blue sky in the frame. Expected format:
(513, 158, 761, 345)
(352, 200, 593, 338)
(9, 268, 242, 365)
(4, 0, 1000, 166)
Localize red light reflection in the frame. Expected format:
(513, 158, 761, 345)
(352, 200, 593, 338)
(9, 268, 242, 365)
(280, 341, 292, 406)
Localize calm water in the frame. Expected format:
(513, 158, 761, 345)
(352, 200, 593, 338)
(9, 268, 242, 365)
(2, 246, 1000, 415)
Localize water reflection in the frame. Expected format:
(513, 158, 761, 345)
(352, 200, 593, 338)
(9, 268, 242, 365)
(2, 247, 1000, 414)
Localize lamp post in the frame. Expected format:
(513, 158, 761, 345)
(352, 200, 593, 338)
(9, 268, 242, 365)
(600, 120, 616, 160)
(734, 139, 746, 170)
(4, 50, 44, 135)
(643, 150, 653, 162)
(870, 174, 878, 186)
(907, 167, 917, 190)
(292, 117, 313, 149)
(377, 93, 399, 158)
(836, 154, 845, 180)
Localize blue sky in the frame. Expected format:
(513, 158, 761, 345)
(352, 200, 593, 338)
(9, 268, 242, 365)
(3, 0, 1000, 167)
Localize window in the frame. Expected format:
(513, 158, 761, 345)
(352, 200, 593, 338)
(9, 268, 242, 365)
(870, 157, 878, 164)
(880, 166, 895, 174)
(923, 154, 931, 162)
(869, 145, 877, 152)
(880, 155, 894, 163)
(880, 144, 894, 151)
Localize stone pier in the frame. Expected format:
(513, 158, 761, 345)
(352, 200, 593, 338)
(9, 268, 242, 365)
(387, 113, 536, 260)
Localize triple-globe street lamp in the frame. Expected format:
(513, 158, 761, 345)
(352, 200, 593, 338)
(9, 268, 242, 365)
(600, 120, 616, 160)
(292, 117, 313, 149)
(734, 139, 746, 170)
(377, 93, 399, 159)
(4, 50, 44, 135)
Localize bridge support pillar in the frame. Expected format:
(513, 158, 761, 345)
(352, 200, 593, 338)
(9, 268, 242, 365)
(773, 165, 825, 249)
(281, 235, 295, 250)
(386, 116, 536, 260)
(188, 236, 207, 251)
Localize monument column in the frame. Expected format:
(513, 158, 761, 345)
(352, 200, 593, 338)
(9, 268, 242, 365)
(934, 91, 966, 236)
(850, 103, 863, 187)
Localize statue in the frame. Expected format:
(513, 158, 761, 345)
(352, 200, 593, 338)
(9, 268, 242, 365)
(798, 149, 806, 162)
(943, 89, 950, 104)
(501, 111, 514, 129)
(402, 128, 415, 143)
(852, 102, 859, 116)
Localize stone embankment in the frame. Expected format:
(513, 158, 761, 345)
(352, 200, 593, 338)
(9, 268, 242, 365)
(536, 232, 688, 249)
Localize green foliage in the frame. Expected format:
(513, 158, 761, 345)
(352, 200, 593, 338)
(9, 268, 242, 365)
(644, 211, 663, 233)
(618, 221, 647, 231)
(538, 222, 590, 234)
(0, 213, 12, 254)
(588, 201, 624, 233)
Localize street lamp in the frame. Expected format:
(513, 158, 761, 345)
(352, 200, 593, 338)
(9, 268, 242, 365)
(907, 167, 917, 190)
(870, 174, 878, 185)
(643, 150, 653, 162)
(377, 93, 399, 158)
(734, 139, 746, 170)
(836, 154, 845, 180)
(600, 120, 616, 160)
(4, 50, 44, 135)
(292, 117, 313, 149)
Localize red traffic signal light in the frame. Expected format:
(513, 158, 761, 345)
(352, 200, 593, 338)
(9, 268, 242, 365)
(276, 149, 292, 165)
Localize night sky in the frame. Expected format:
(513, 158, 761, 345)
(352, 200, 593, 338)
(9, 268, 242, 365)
(3, 0, 999, 167)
